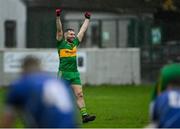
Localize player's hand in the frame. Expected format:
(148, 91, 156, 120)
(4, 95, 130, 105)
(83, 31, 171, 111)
(84, 12, 91, 19)
(56, 8, 62, 16)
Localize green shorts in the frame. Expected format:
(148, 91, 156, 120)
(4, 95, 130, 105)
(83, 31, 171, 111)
(58, 71, 81, 85)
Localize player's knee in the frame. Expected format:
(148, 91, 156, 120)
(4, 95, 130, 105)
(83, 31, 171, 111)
(77, 91, 83, 98)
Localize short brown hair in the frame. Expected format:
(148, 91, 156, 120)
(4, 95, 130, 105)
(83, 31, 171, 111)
(21, 55, 41, 73)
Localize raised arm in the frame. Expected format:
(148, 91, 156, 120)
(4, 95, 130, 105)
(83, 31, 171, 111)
(77, 12, 91, 42)
(56, 9, 63, 41)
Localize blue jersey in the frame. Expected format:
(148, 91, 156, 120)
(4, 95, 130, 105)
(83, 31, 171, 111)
(151, 89, 180, 128)
(6, 72, 77, 128)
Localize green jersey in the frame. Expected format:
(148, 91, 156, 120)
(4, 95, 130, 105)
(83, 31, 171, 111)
(152, 63, 180, 100)
(57, 38, 80, 72)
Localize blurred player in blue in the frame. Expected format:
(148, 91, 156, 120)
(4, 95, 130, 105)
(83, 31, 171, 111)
(148, 63, 180, 128)
(1, 55, 78, 128)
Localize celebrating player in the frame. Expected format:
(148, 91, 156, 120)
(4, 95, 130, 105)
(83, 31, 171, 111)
(56, 8, 96, 123)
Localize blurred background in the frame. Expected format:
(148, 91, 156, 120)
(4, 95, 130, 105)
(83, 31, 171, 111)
(0, 0, 180, 128)
(0, 0, 180, 84)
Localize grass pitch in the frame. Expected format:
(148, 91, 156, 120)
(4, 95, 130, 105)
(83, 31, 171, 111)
(82, 85, 152, 128)
(0, 85, 153, 128)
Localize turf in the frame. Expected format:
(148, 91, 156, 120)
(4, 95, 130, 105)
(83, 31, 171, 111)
(0, 85, 153, 128)
(82, 85, 153, 128)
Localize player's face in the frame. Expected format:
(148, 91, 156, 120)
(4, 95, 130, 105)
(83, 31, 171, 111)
(66, 30, 75, 43)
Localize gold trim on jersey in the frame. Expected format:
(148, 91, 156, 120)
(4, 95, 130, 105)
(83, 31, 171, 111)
(59, 47, 77, 57)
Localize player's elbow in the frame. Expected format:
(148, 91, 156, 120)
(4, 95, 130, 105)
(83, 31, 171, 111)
(56, 36, 63, 41)
(56, 32, 63, 40)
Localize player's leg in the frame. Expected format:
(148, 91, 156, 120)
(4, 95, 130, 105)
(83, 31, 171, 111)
(60, 71, 95, 123)
(71, 85, 86, 111)
(72, 85, 96, 123)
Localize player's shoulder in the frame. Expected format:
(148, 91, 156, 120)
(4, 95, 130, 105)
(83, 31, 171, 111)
(157, 90, 180, 106)
(57, 38, 66, 44)
(155, 91, 169, 104)
(57, 38, 66, 47)
(10, 76, 26, 87)
(73, 37, 80, 43)
(72, 37, 80, 46)
(8, 76, 30, 96)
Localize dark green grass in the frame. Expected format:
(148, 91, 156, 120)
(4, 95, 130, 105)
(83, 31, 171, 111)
(0, 85, 153, 128)
(82, 85, 153, 128)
